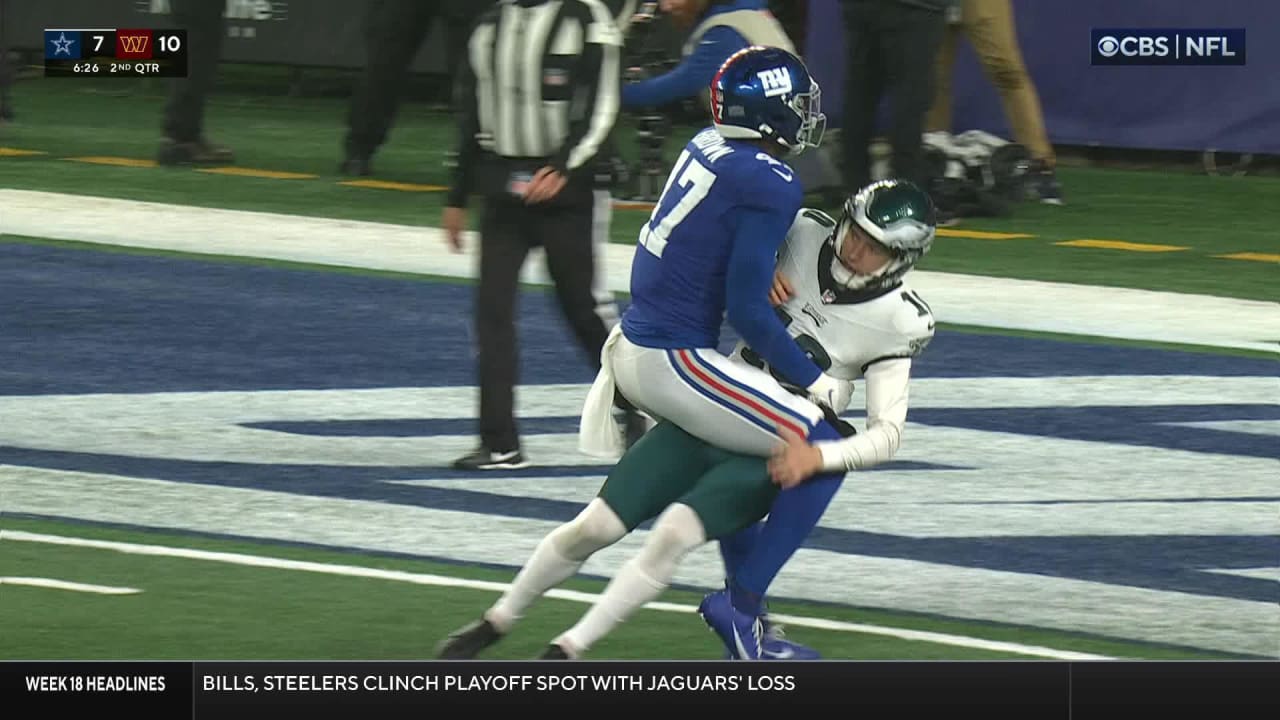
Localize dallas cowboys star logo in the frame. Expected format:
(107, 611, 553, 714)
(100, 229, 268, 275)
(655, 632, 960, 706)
(50, 32, 75, 56)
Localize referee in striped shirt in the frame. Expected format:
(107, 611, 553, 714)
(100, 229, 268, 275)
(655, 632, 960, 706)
(444, 0, 628, 471)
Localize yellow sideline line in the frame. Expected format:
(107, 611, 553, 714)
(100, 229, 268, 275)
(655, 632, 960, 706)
(1214, 252, 1280, 264)
(1055, 239, 1190, 253)
(197, 166, 318, 180)
(65, 156, 157, 168)
(2, 145, 1272, 263)
(937, 228, 1034, 239)
(339, 179, 448, 192)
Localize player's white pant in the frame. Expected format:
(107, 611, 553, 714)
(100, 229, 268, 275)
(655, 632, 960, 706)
(579, 324, 824, 458)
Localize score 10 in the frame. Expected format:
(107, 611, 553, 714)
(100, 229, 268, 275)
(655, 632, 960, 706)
(86, 29, 186, 62)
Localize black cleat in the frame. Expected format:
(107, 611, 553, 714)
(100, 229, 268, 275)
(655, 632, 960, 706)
(537, 643, 571, 660)
(339, 154, 372, 176)
(156, 137, 234, 166)
(437, 618, 503, 659)
(452, 447, 529, 470)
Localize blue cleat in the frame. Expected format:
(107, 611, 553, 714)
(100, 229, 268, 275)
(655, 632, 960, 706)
(718, 623, 820, 659)
(698, 589, 764, 660)
(760, 617, 821, 660)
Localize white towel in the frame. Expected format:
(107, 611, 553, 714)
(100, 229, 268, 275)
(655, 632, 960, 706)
(578, 324, 627, 459)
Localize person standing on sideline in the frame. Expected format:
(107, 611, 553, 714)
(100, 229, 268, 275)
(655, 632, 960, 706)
(156, 0, 234, 165)
(340, 0, 492, 177)
(620, 0, 795, 112)
(444, 0, 631, 471)
(838, 0, 950, 191)
(925, 0, 1062, 203)
(0, 0, 14, 123)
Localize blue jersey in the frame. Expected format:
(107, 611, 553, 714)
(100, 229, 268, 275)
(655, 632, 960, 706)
(621, 127, 822, 389)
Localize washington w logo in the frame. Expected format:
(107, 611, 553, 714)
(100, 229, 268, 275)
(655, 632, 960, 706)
(757, 67, 792, 97)
(118, 34, 150, 54)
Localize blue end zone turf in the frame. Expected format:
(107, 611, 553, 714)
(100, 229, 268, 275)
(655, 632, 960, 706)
(1, 243, 1275, 396)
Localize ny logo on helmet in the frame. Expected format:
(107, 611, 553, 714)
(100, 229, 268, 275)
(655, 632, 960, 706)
(757, 67, 793, 97)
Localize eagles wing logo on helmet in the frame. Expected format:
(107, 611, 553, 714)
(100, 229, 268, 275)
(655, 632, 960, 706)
(710, 46, 825, 155)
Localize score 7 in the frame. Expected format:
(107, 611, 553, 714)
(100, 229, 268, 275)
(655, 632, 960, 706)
(638, 149, 717, 258)
(93, 34, 105, 52)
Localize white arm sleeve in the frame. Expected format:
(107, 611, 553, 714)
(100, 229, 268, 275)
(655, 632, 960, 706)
(815, 357, 913, 472)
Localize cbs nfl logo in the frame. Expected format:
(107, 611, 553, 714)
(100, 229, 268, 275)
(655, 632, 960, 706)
(1092, 28, 1246, 65)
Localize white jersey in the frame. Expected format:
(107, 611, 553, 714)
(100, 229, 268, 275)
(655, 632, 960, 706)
(728, 208, 936, 472)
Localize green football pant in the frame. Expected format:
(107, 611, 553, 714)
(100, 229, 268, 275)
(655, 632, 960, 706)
(597, 421, 779, 541)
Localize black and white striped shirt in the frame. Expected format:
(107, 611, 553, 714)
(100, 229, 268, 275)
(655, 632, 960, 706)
(447, 0, 624, 208)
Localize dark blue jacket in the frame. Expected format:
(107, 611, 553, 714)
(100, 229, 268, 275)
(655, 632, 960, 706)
(622, 0, 771, 108)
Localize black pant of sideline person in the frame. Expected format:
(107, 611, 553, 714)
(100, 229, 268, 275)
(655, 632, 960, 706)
(341, 0, 485, 176)
(0, 0, 13, 122)
(840, 0, 947, 191)
(469, 181, 619, 468)
(157, 0, 233, 165)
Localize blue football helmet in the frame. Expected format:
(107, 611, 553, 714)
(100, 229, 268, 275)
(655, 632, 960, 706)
(710, 45, 826, 155)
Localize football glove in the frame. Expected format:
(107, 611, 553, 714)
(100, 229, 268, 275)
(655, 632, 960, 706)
(804, 372, 853, 414)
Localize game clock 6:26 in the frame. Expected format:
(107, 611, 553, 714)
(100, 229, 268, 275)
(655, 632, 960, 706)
(43, 29, 188, 77)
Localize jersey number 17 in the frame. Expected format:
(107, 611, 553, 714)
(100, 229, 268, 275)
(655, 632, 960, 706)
(638, 149, 717, 258)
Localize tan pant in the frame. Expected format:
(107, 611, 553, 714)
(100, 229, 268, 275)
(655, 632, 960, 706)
(926, 0, 1054, 166)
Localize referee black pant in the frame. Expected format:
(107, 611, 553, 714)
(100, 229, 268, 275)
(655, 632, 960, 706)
(474, 190, 618, 453)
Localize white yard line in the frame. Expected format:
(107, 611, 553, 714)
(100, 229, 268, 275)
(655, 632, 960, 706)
(1, 529, 1113, 660)
(0, 576, 141, 594)
(1, 189, 1276, 354)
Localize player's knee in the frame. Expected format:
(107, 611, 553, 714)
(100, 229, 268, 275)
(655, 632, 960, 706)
(554, 497, 627, 559)
(640, 503, 707, 572)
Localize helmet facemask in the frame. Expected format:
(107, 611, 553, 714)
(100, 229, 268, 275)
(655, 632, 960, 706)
(775, 82, 826, 155)
(795, 83, 826, 150)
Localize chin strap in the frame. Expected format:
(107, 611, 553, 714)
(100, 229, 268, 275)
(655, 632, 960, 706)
(829, 252, 857, 287)
(830, 223, 891, 291)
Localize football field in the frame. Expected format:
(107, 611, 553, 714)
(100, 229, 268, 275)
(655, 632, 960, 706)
(1, 77, 1278, 662)
(1, 192, 1276, 662)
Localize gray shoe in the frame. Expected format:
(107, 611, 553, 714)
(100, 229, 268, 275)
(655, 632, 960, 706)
(157, 137, 234, 166)
(1029, 163, 1064, 205)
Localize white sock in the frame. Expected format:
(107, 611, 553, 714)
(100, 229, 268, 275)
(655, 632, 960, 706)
(486, 498, 625, 633)
(557, 503, 705, 654)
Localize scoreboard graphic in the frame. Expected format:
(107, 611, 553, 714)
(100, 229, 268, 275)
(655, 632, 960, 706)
(44, 29, 189, 77)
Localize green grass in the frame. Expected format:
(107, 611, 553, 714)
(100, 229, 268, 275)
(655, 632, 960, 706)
(0, 516, 1240, 661)
(2, 76, 1277, 301)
